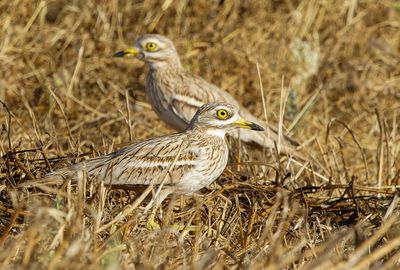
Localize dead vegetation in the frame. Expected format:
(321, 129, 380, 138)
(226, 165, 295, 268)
(0, 0, 400, 269)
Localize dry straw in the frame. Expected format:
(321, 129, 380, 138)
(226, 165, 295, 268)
(0, 0, 399, 269)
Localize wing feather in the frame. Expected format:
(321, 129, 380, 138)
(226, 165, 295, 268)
(56, 133, 198, 186)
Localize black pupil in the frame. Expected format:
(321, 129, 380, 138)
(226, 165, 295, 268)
(220, 111, 226, 116)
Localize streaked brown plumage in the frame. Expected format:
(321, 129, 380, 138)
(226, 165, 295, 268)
(114, 34, 299, 154)
(48, 103, 264, 205)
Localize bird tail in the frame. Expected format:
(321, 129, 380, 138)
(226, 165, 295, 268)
(18, 165, 81, 189)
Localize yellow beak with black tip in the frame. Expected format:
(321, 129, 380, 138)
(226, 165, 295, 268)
(114, 48, 139, 57)
(234, 119, 264, 131)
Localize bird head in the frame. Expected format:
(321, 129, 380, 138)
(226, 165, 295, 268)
(187, 103, 264, 137)
(114, 34, 181, 68)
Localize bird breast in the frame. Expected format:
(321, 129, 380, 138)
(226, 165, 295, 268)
(146, 70, 188, 130)
(175, 135, 229, 194)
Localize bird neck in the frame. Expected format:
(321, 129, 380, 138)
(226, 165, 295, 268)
(204, 128, 228, 138)
(187, 125, 228, 139)
(148, 57, 183, 72)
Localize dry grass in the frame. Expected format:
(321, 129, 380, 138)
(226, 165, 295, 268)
(1, 0, 400, 269)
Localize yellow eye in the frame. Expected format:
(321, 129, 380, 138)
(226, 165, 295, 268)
(145, 42, 158, 51)
(216, 109, 229, 120)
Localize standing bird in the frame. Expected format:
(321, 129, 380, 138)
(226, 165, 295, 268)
(48, 103, 263, 208)
(114, 34, 299, 154)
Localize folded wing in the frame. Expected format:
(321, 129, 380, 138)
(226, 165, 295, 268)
(51, 133, 198, 186)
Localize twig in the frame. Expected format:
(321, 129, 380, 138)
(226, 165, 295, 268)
(326, 118, 370, 181)
(0, 100, 15, 186)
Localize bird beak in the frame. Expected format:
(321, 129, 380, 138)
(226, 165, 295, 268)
(234, 119, 264, 131)
(114, 47, 139, 57)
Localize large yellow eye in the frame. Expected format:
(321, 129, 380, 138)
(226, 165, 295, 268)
(216, 109, 229, 120)
(145, 42, 158, 51)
